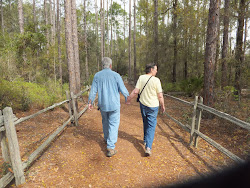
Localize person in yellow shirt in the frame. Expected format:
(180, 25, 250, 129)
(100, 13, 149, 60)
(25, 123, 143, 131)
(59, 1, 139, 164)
(126, 63, 165, 156)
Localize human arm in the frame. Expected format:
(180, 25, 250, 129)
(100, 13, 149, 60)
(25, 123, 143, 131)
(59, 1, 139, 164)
(157, 92, 165, 113)
(126, 88, 140, 104)
(88, 76, 98, 110)
(117, 75, 129, 102)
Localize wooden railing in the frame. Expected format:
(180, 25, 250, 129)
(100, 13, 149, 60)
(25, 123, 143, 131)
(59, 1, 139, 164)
(0, 86, 90, 187)
(163, 94, 250, 164)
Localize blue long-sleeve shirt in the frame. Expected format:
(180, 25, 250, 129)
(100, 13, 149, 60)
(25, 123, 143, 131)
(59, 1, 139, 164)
(88, 68, 129, 112)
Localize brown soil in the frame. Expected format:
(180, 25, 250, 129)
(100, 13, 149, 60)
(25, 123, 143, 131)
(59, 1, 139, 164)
(2, 84, 249, 187)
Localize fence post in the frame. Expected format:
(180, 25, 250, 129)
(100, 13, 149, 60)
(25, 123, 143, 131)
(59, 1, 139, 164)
(189, 96, 198, 146)
(0, 110, 11, 164)
(71, 92, 79, 126)
(3, 107, 25, 185)
(66, 91, 73, 120)
(194, 97, 203, 148)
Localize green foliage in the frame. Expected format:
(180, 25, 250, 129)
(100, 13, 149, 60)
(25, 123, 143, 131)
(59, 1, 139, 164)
(0, 79, 66, 111)
(14, 30, 46, 58)
(180, 77, 204, 96)
(222, 86, 239, 101)
(162, 82, 182, 92)
(162, 77, 203, 96)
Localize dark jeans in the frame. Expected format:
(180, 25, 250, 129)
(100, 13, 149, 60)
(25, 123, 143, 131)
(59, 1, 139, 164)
(140, 102, 159, 149)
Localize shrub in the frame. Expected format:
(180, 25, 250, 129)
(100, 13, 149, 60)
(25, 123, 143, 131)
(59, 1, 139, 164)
(180, 77, 203, 96)
(162, 82, 182, 92)
(0, 79, 66, 111)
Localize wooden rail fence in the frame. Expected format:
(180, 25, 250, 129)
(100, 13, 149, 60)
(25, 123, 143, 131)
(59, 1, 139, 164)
(163, 94, 250, 164)
(0, 86, 90, 187)
(0, 86, 248, 187)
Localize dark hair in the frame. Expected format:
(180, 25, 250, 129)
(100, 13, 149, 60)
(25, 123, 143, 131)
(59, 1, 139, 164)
(145, 63, 156, 74)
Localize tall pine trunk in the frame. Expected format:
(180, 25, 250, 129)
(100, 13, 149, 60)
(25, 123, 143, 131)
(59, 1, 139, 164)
(145, 0, 148, 64)
(1, 0, 4, 33)
(221, 0, 229, 88)
(65, 0, 76, 94)
(84, 0, 89, 82)
(234, 0, 246, 94)
(111, 0, 113, 57)
(100, 0, 104, 59)
(57, 0, 62, 84)
(243, 5, 248, 56)
(172, 0, 178, 83)
(204, 0, 220, 107)
(154, 0, 159, 65)
(18, 0, 24, 34)
(107, 0, 109, 56)
(33, 0, 36, 31)
(71, 0, 81, 93)
(128, 0, 131, 81)
(133, 0, 137, 82)
(95, 0, 99, 71)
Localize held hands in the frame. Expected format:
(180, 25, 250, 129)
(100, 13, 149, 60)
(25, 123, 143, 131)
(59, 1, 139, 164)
(126, 96, 131, 105)
(88, 103, 93, 111)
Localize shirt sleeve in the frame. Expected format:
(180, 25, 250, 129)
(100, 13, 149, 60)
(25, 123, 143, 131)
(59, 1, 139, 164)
(117, 75, 129, 100)
(156, 78, 163, 94)
(88, 75, 98, 104)
(135, 76, 141, 90)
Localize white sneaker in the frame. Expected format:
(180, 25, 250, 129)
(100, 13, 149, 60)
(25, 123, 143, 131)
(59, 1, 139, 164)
(145, 147, 152, 156)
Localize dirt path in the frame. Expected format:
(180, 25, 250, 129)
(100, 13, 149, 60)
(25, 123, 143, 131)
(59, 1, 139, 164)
(8, 84, 241, 187)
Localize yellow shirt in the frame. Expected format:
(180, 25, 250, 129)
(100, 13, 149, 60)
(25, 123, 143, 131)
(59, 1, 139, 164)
(135, 75, 163, 107)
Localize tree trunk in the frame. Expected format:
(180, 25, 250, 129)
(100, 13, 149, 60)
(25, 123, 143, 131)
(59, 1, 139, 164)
(84, 0, 89, 82)
(64, 0, 76, 94)
(100, 0, 104, 59)
(44, 0, 49, 58)
(234, 0, 246, 94)
(221, 0, 230, 88)
(203, 0, 220, 107)
(128, 0, 131, 81)
(71, 0, 81, 93)
(18, 0, 27, 77)
(18, 0, 24, 34)
(195, 0, 200, 73)
(133, 0, 137, 82)
(33, 0, 36, 31)
(243, 5, 248, 58)
(107, 0, 109, 57)
(95, 0, 99, 71)
(52, 0, 56, 45)
(172, 0, 178, 83)
(49, 0, 53, 43)
(145, 0, 148, 64)
(123, 0, 126, 68)
(57, 0, 62, 84)
(103, 0, 105, 57)
(111, 0, 113, 57)
(1, 0, 4, 33)
(154, 0, 159, 65)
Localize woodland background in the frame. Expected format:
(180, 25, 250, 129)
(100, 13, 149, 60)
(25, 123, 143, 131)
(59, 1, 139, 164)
(0, 0, 249, 114)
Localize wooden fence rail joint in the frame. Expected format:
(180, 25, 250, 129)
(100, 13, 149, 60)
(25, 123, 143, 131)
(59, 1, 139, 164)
(163, 94, 246, 164)
(0, 87, 90, 187)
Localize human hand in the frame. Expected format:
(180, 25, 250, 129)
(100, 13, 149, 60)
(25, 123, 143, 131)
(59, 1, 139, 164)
(126, 96, 131, 104)
(161, 105, 165, 113)
(88, 103, 93, 110)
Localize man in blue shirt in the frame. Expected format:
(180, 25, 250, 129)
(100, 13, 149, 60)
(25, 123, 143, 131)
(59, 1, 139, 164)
(88, 57, 129, 157)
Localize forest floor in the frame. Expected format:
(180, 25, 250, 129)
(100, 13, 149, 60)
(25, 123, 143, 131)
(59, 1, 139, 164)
(2, 84, 249, 188)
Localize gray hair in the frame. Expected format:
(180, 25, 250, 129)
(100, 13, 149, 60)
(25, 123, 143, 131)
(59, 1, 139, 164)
(102, 57, 112, 69)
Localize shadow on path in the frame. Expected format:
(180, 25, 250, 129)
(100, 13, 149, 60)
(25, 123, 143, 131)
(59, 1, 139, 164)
(119, 130, 146, 157)
(158, 118, 217, 177)
(73, 126, 107, 155)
